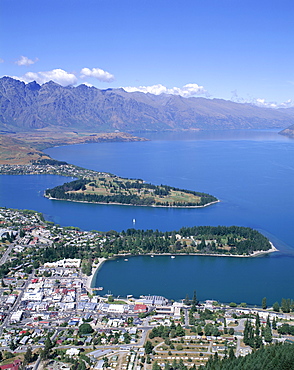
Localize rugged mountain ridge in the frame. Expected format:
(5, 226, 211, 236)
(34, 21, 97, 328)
(1, 76, 294, 132)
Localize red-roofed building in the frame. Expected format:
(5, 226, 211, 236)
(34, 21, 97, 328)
(0, 359, 21, 370)
(134, 304, 148, 313)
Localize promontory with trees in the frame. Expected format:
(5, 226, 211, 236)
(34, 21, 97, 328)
(0, 207, 273, 285)
(44, 171, 218, 207)
(100, 226, 272, 257)
(1, 159, 218, 207)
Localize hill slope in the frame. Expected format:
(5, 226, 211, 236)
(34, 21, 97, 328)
(279, 123, 294, 138)
(1, 77, 294, 132)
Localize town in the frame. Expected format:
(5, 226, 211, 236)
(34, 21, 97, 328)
(0, 207, 293, 370)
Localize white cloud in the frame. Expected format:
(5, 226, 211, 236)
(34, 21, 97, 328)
(279, 99, 294, 108)
(123, 83, 207, 97)
(13, 68, 77, 86)
(251, 98, 294, 109)
(80, 67, 114, 82)
(15, 55, 38, 66)
(231, 90, 294, 109)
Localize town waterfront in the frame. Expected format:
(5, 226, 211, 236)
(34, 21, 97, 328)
(1, 130, 294, 304)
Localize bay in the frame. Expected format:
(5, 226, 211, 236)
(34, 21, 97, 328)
(95, 254, 294, 306)
(1, 130, 294, 304)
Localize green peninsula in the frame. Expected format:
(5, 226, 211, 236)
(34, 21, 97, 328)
(45, 174, 218, 207)
(102, 225, 274, 257)
(1, 157, 218, 207)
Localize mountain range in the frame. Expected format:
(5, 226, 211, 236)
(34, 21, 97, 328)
(1, 76, 294, 133)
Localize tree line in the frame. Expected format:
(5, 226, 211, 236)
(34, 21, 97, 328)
(102, 226, 271, 255)
(201, 343, 294, 370)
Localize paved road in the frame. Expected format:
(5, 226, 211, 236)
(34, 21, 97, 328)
(234, 318, 246, 332)
(0, 270, 34, 336)
(0, 243, 14, 265)
(182, 307, 189, 326)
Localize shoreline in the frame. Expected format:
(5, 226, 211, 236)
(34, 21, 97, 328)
(85, 257, 107, 290)
(89, 242, 278, 290)
(45, 195, 220, 209)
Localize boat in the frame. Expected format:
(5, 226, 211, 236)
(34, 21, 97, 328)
(124, 258, 128, 261)
(171, 256, 176, 259)
(97, 287, 103, 291)
(151, 255, 154, 258)
(132, 218, 136, 223)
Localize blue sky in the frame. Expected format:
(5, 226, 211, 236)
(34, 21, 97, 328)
(1, 0, 294, 107)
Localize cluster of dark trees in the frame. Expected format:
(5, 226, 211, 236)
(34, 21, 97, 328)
(243, 314, 272, 349)
(272, 298, 294, 313)
(148, 323, 185, 340)
(81, 259, 92, 276)
(202, 343, 294, 370)
(178, 225, 271, 252)
(277, 323, 294, 335)
(34, 158, 68, 166)
(102, 226, 271, 255)
(0, 231, 16, 243)
(46, 178, 88, 196)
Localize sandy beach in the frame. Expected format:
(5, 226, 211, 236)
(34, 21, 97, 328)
(86, 257, 107, 290)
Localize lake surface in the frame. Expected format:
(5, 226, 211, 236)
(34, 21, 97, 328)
(1, 130, 294, 304)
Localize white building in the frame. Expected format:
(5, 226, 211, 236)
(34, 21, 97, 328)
(44, 258, 81, 268)
(10, 311, 23, 323)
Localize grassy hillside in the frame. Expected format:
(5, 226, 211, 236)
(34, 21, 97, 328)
(0, 131, 147, 164)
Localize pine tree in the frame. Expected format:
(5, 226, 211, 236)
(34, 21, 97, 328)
(254, 334, 262, 349)
(152, 361, 161, 370)
(272, 317, 277, 330)
(144, 340, 154, 354)
(191, 290, 197, 312)
(243, 319, 250, 345)
(24, 347, 32, 364)
(281, 298, 290, 313)
(273, 301, 280, 312)
(266, 315, 271, 328)
(262, 297, 267, 310)
(184, 294, 190, 305)
(229, 347, 235, 359)
(264, 325, 272, 343)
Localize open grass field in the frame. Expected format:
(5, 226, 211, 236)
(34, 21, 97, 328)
(75, 177, 203, 206)
(46, 170, 218, 207)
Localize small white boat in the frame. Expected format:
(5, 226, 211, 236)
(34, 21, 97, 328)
(151, 255, 154, 258)
(132, 218, 136, 223)
(124, 258, 128, 261)
(171, 256, 176, 259)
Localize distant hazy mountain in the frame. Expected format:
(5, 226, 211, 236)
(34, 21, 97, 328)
(279, 124, 294, 137)
(1, 76, 294, 132)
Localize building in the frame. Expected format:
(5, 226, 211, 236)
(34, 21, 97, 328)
(134, 304, 148, 313)
(0, 360, 21, 370)
(135, 295, 168, 306)
(10, 311, 23, 323)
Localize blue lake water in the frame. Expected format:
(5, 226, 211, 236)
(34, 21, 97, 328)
(1, 130, 294, 304)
